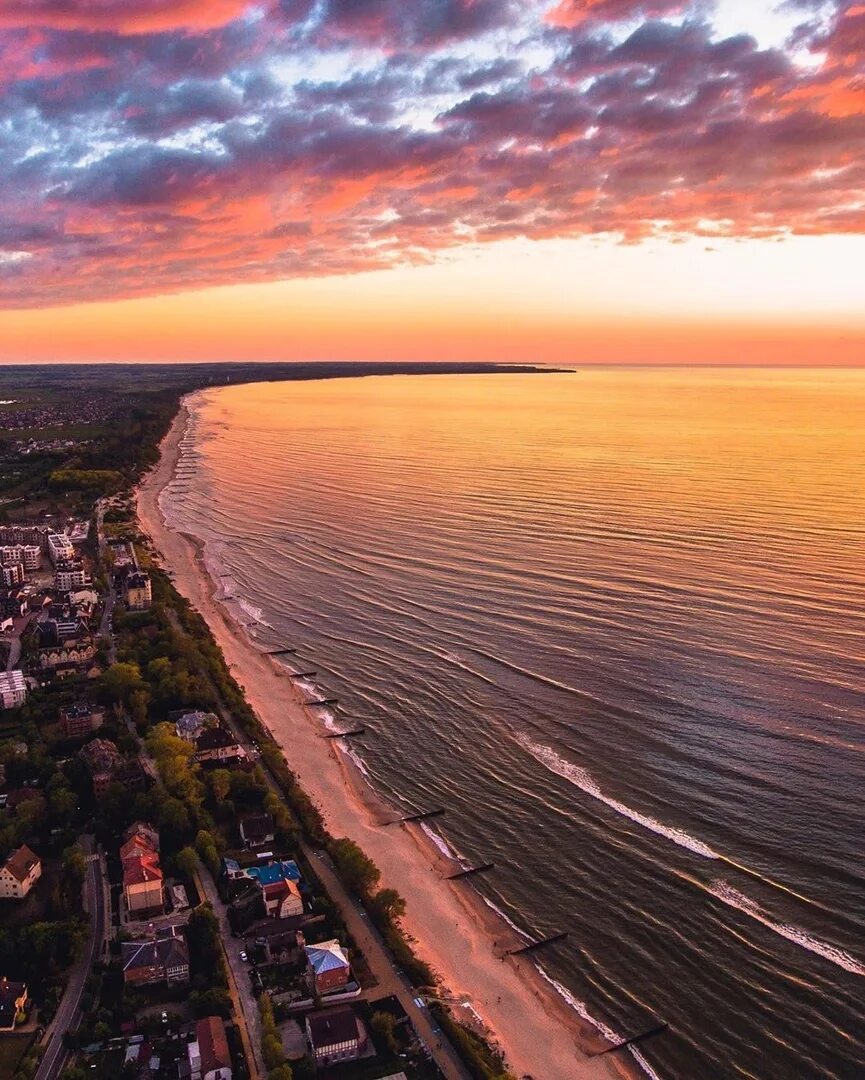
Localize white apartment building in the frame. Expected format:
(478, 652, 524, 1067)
(1, 563, 24, 588)
(48, 533, 75, 565)
(55, 561, 88, 591)
(0, 545, 41, 570)
(0, 670, 27, 709)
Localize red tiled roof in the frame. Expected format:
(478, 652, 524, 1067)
(2, 844, 39, 883)
(197, 1015, 231, 1074)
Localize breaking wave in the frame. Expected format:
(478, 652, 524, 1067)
(708, 881, 865, 977)
(518, 736, 719, 859)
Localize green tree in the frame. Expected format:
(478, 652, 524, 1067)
(209, 769, 232, 802)
(370, 1010, 399, 1054)
(371, 887, 406, 923)
(175, 846, 199, 880)
(329, 837, 380, 898)
(100, 661, 145, 707)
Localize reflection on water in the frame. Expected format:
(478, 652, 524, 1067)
(163, 369, 865, 1080)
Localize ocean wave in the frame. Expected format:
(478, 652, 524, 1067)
(318, 709, 339, 731)
(535, 969, 665, 1080)
(479, 894, 532, 943)
(707, 881, 865, 976)
(237, 597, 274, 629)
(517, 736, 719, 859)
(337, 741, 369, 777)
(420, 821, 461, 861)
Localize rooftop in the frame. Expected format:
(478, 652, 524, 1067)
(307, 1006, 360, 1049)
(305, 939, 350, 975)
(2, 844, 40, 882)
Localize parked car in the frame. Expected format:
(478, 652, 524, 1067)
(239, 951, 248, 962)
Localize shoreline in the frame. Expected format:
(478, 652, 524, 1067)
(137, 393, 640, 1080)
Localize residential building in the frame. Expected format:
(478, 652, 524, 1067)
(188, 1015, 232, 1080)
(0, 524, 51, 552)
(1, 562, 24, 587)
(194, 726, 246, 764)
(59, 701, 105, 739)
(0, 670, 27, 710)
(0, 845, 41, 899)
(239, 813, 275, 849)
(0, 588, 27, 620)
(48, 533, 75, 565)
(125, 572, 152, 611)
(54, 560, 88, 592)
(305, 939, 351, 995)
(175, 710, 217, 742)
(305, 1006, 367, 1066)
(262, 876, 303, 920)
(75, 748, 150, 798)
(122, 823, 163, 916)
(121, 926, 190, 987)
(0, 978, 28, 1030)
(39, 632, 96, 675)
(0, 544, 40, 569)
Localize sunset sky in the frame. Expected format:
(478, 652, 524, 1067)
(1, 0, 863, 364)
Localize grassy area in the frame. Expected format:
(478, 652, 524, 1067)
(0, 1034, 36, 1077)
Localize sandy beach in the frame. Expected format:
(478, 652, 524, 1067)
(137, 395, 637, 1080)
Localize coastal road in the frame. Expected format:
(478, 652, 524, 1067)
(94, 500, 117, 662)
(211, 703, 470, 1080)
(35, 837, 107, 1080)
(305, 846, 472, 1080)
(194, 867, 263, 1080)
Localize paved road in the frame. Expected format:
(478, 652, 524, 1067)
(194, 868, 263, 1080)
(94, 500, 117, 662)
(35, 837, 107, 1080)
(212, 707, 469, 1080)
(306, 847, 470, 1080)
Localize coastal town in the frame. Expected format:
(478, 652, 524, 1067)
(0, 371, 519, 1080)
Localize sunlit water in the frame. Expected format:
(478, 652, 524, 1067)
(162, 370, 865, 1080)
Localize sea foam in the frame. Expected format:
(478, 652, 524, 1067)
(517, 736, 719, 859)
(707, 881, 865, 977)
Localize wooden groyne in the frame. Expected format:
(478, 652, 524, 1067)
(290, 671, 317, 680)
(322, 728, 365, 739)
(505, 931, 569, 956)
(265, 648, 298, 656)
(306, 697, 338, 707)
(384, 807, 446, 826)
(445, 863, 495, 881)
(596, 1023, 668, 1055)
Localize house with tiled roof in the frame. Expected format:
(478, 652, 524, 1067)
(122, 822, 163, 915)
(189, 1015, 232, 1080)
(262, 876, 303, 920)
(194, 726, 246, 764)
(239, 813, 275, 849)
(121, 926, 189, 987)
(305, 1006, 367, 1066)
(0, 844, 41, 899)
(175, 711, 217, 742)
(305, 939, 351, 995)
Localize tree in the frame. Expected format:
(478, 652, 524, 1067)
(370, 1010, 399, 1054)
(209, 769, 232, 803)
(100, 662, 145, 706)
(268, 1067, 293, 1080)
(329, 837, 380, 898)
(371, 887, 406, 923)
(195, 829, 220, 878)
(175, 846, 199, 881)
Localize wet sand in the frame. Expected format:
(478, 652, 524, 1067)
(137, 396, 639, 1080)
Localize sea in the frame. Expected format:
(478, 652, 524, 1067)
(161, 368, 865, 1080)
